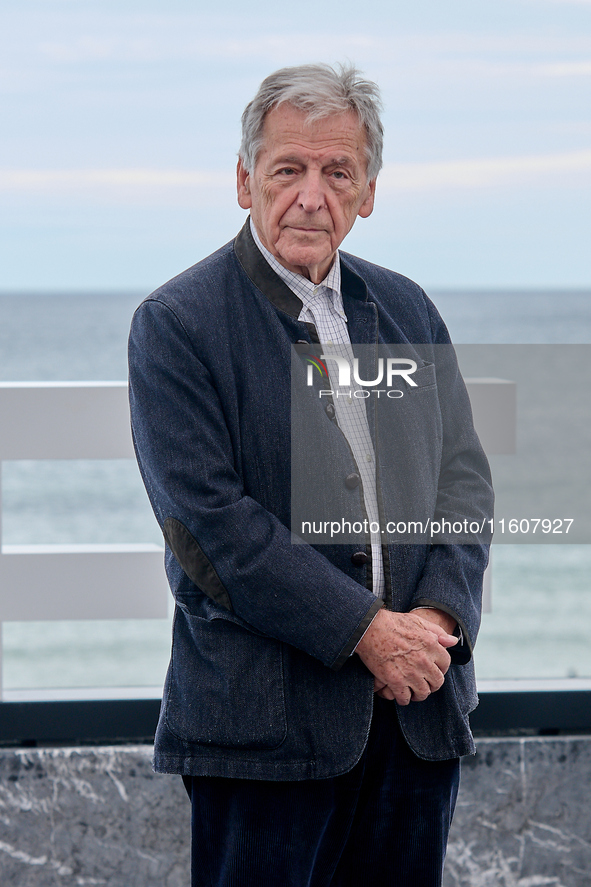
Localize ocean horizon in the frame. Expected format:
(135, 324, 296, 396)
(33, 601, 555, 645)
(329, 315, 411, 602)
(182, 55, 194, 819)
(1, 288, 590, 692)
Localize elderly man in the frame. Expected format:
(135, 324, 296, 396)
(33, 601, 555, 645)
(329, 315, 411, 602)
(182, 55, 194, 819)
(129, 64, 492, 887)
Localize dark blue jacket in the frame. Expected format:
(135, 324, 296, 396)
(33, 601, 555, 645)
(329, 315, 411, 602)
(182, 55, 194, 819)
(128, 220, 493, 778)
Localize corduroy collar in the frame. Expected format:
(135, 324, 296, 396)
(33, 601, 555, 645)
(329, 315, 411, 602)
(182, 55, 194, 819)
(233, 218, 369, 319)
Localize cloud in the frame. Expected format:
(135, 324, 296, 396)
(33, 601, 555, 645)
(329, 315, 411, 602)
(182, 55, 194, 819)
(1, 151, 590, 204)
(533, 61, 591, 75)
(18, 18, 590, 67)
(36, 31, 377, 64)
(0, 168, 234, 191)
(379, 150, 591, 192)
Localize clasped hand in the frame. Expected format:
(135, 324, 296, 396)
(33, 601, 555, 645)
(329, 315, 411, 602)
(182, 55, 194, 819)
(355, 609, 458, 706)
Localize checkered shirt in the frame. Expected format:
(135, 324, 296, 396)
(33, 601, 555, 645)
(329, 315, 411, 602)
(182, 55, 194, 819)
(250, 220, 385, 599)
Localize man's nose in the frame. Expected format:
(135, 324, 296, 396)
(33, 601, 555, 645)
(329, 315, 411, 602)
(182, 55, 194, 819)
(297, 171, 326, 213)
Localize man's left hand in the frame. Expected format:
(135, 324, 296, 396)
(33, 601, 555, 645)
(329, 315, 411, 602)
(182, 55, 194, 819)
(373, 608, 458, 700)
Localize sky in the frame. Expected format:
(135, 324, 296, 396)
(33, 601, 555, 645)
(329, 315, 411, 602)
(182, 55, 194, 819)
(1, 0, 591, 291)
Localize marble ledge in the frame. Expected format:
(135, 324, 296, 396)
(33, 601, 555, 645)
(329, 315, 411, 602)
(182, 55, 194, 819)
(0, 736, 590, 886)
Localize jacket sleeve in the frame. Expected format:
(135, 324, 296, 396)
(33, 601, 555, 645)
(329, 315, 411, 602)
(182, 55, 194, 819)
(408, 293, 494, 664)
(128, 297, 382, 671)
(410, 545, 487, 664)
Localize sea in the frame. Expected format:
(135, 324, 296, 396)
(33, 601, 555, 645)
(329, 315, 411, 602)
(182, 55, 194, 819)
(1, 289, 590, 696)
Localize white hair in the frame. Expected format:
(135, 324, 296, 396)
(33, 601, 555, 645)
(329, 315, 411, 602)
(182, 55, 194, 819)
(239, 63, 384, 181)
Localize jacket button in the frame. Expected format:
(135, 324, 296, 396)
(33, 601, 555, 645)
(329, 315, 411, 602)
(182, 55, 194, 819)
(351, 551, 368, 566)
(325, 403, 336, 419)
(345, 473, 360, 489)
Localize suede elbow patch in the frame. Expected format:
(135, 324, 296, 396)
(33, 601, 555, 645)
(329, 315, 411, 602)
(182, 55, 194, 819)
(163, 517, 232, 611)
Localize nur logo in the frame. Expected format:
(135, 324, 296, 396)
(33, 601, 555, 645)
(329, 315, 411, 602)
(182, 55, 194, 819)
(304, 354, 329, 386)
(305, 354, 418, 389)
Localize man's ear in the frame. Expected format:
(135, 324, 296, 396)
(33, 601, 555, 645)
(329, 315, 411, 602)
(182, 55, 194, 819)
(357, 178, 376, 219)
(237, 159, 253, 210)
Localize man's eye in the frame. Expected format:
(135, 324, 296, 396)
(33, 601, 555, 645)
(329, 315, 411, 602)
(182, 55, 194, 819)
(332, 171, 347, 180)
(278, 168, 296, 175)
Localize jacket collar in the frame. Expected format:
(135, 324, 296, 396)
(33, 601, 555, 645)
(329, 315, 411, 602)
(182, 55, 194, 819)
(233, 218, 369, 319)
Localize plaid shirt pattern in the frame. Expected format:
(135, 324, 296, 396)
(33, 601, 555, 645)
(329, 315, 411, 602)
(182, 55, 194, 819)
(250, 220, 385, 599)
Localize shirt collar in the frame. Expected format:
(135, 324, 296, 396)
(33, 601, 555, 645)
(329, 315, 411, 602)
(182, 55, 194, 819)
(249, 218, 345, 319)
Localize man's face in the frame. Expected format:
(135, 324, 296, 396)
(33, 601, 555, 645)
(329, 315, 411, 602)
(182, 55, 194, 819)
(237, 104, 376, 284)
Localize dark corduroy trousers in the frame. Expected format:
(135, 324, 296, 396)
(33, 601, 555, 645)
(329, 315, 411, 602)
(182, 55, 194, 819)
(182, 697, 460, 887)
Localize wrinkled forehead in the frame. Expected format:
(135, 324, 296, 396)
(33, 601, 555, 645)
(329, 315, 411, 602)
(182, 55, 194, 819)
(258, 104, 369, 167)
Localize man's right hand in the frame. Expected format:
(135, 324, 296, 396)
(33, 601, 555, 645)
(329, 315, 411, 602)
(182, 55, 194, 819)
(355, 609, 457, 706)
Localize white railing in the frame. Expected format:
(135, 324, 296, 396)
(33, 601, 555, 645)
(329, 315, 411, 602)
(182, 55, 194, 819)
(0, 379, 513, 701)
(0, 382, 169, 701)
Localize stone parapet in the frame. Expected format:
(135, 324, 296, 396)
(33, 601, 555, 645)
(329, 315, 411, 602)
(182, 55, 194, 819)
(0, 736, 590, 886)
(445, 736, 591, 887)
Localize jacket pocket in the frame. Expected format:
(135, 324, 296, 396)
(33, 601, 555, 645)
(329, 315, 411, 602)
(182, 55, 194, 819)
(407, 360, 437, 391)
(164, 610, 287, 749)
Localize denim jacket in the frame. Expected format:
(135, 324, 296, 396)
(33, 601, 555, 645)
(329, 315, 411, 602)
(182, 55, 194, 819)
(128, 220, 493, 779)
